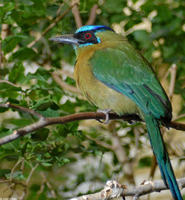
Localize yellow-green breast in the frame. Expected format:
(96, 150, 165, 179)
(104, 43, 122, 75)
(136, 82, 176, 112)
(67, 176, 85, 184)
(74, 40, 139, 116)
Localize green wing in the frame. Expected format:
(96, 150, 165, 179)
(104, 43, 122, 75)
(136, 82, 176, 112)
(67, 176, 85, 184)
(90, 46, 171, 121)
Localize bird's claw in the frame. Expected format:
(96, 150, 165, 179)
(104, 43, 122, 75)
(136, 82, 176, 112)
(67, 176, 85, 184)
(97, 109, 111, 124)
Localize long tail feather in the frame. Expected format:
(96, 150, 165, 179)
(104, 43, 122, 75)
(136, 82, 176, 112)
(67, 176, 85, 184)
(144, 114, 182, 200)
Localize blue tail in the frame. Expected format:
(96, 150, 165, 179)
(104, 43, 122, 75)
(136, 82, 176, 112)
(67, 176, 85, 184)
(144, 114, 182, 200)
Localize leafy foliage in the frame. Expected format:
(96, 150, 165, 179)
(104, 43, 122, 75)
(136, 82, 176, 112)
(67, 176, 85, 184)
(0, 0, 184, 199)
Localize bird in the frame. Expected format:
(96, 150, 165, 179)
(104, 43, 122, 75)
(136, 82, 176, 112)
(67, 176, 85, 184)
(50, 25, 182, 200)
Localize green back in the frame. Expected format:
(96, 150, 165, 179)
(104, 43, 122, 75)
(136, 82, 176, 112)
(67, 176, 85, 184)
(90, 44, 172, 121)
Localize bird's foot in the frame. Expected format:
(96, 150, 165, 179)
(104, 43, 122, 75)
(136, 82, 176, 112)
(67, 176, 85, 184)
(97, 109, 111, 124)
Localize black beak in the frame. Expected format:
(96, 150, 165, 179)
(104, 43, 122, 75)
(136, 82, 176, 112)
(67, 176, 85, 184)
(50, 34, 83, 45)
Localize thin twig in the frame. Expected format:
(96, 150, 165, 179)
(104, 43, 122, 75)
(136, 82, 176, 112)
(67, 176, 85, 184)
(10, 158, 24, 181)
(71, 2, 83, 28)
(37, 175, 45, 196)
(0, 80, 19, 87)
(169, 64, 177, 100)
(0, 24, 7, 70)
(26, 163, 39, 185)
(86, 4, 98, 25)
(60, 68, 74, 79)
(85, 135, 113, 150)
(1, 24, 9, 40)
(56, 3, 64, 16)
(149, 156, 157, 179)
(0, 102, 43, 119)
(108, 121, 135, 184)
(41, 172, 57, 198)
(52, 72, 81, 95)
(0, 117, 47, 145)
(28, 4, 75, 48)
(43, 63, 82, 96)
(173, 113, 185, 121)
(163, 67, 171, 81)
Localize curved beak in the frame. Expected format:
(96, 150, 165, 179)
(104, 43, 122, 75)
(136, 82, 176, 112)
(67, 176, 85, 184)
(50, 34, 82, 45)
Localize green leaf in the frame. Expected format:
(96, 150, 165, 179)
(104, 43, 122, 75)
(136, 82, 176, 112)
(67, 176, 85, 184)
(133, 30, 151, 48)
(156, 4, 172, 22)
(27, 184, 41, 200)
(9, 63, 25, 83)
(58, 122, 78, 137)
(2, 35, 22, 53)
(0, 82, 22, 98)
(0, 2, 15, 23)
(5, 170, 25, 180)
(40, 162, 53, 167)
(5, 118, 31, 127)
(38, 108, 60, 117)
(55, 157, 70, 167)
(103, 0, 126, 13)
(0, 169, 11, 178)
(2, 34, 33, 54)
(10, 47, 37, 61)
(26, 67, 51, 84)
(32, 98, 59, 111)
(31, 128, 49, 141)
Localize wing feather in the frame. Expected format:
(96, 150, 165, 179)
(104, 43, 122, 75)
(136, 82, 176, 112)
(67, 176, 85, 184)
(90, 47, 171, 121)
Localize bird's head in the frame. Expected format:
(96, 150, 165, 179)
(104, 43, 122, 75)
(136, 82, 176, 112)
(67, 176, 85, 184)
(50, 25, 115, 51)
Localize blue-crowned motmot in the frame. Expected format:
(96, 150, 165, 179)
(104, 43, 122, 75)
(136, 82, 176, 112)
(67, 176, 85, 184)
(51, 25, 182, 200)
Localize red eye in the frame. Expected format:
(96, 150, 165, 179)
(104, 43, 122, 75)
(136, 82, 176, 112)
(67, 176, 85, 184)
(84, 33, 92, 40)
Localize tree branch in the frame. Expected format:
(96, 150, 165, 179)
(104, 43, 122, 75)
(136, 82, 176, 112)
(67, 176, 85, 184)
(71, 1, 82, 28)
(86, 4, 98, 25)
(0, 103, 184, 146)
(70, 180, 126, 200)
(69, 178, 185, 200)
(168, 121, 185, 131)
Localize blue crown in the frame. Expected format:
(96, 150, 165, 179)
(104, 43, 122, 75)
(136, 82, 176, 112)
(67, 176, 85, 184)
(75, 25, 114, 33)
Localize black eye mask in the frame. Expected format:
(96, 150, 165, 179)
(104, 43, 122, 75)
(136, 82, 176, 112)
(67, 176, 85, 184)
(74, 31, 99, 44)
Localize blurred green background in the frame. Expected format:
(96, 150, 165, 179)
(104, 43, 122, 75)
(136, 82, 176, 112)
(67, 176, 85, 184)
(0, 0, 185, 199)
